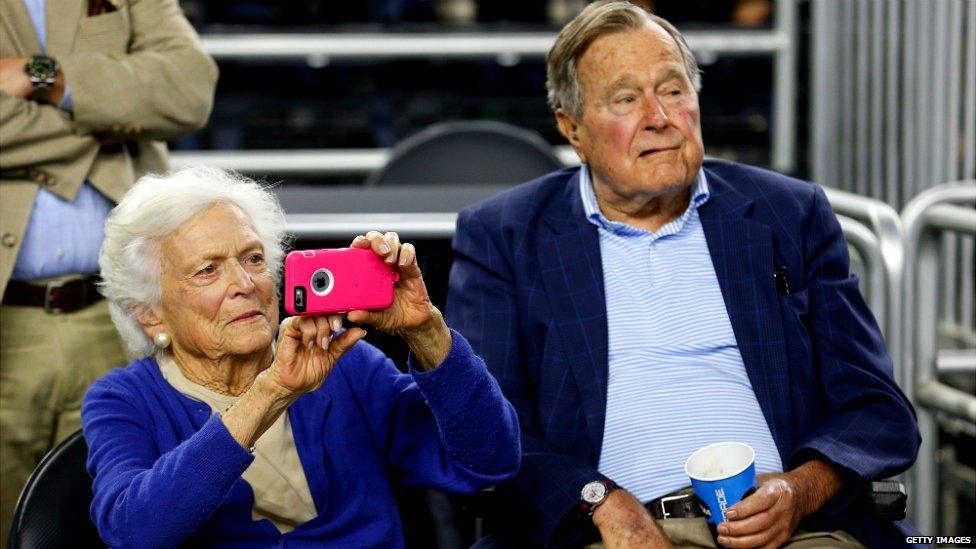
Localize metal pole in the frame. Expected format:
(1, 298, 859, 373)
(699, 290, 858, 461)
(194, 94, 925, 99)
(772, 0, 797, 174)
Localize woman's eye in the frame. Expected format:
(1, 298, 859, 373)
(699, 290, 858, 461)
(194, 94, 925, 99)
(197, 264, 217, 276)
(248, 253, 265, 265)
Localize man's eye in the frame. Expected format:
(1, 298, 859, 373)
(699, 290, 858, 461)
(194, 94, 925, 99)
(617, 96, 636, 104)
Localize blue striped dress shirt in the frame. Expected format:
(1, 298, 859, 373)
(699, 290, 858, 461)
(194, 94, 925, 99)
(12, 0, 110, 281)
(580, 166, 783, 502)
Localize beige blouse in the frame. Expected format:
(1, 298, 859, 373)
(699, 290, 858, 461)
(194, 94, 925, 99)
(157, 353, 317, 533)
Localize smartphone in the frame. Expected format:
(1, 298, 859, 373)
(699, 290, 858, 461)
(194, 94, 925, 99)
(284, 247, 400, 316)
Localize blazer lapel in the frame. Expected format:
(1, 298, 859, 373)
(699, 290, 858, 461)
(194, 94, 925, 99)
(539, 169, 610, 455)
(699, 168, 793, 459)
(1, 0, 41, 54)
(46, 0, 84, 56)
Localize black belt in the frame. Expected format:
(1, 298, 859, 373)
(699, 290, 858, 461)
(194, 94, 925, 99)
(645, 489, 710, 520)
(3, 277, 103, 313)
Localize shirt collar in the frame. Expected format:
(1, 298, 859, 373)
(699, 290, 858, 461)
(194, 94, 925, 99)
(579, 165, 710, 236)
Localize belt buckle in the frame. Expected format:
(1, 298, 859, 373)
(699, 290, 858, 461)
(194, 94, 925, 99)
(43, 279, 67, 314)
(657, 494, 690, 519)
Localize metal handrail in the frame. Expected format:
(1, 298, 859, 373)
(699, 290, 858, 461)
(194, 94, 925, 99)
(199, 30, 787, 60)
(837, 216, 886, 327)
(169, 147, 581, 176)
(901, 180, 976, 535)
(823, 187, 905, 385)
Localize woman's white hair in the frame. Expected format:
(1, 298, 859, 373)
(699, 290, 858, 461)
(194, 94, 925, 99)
(99, 166, 288, 358)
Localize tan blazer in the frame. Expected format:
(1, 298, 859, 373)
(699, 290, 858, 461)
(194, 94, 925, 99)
(0, 0, 218, 294)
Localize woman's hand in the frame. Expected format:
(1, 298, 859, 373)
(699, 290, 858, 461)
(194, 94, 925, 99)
(347, 231, 452, 370)
(267, 314, 366, 395)
(346, 231, 435, 334)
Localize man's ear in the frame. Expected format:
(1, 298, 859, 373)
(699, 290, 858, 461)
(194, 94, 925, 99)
(555, 108, 587, 163)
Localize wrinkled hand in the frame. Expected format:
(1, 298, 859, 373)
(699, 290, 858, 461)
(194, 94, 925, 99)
(717, 472, 804, 549)
(593, 489, 673, 549)
(346, 231, 436, 335)
(267, 315, 365, 395)
(0, 58, 32, 98)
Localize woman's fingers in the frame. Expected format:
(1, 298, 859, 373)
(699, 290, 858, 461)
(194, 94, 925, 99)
(397, 242, 416, 267)
(382, 232, 401, 264)
(313, 315, 332, 349)
(327, 327, 366, 363)
(299, 316, 318, 348)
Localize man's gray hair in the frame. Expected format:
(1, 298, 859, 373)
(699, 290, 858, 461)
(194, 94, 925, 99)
(99, 166, 289, 358)
(546, 0, 702, 118)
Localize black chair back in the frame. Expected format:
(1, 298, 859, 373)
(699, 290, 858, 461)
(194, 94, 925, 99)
(7, 430, 102, 549)
(366, 120, 564, 186)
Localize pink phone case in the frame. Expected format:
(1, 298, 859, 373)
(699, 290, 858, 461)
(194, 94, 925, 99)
(284, 247, 400, 316)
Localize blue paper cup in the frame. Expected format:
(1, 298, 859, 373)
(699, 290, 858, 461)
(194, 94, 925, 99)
(684, 442, 757, 525)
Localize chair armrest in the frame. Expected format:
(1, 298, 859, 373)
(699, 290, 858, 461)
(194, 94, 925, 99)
(862, 480, 907, 521)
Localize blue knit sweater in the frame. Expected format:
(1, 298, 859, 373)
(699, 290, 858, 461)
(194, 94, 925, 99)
(82, 331, 520, 548)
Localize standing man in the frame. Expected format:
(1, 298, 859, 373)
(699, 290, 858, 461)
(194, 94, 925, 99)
(0, 0, 217, 540)
(447, 1, 918, 547)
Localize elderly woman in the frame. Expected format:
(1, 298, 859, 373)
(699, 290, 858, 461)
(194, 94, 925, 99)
(83, 166, 520, 548)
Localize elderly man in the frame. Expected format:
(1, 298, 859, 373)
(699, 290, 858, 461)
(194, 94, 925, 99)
(446, 2, 919, 547)
(0, 0, 216, 540)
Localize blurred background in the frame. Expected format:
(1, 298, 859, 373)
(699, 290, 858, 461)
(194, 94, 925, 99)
(163, 0, 974, 546)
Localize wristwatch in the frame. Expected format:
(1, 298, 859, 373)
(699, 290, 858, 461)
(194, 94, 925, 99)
(24, 55, 59, 102)
(579, 479, 618, 516)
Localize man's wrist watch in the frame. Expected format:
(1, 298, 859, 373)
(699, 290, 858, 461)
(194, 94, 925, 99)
(579, 479, 618, 516)
(24, 55, 59, 102)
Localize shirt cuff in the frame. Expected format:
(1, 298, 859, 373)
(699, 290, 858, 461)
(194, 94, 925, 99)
(59, 84, 73, 112)
(406, 328, 476, 384)
(187, 414, 255, 486)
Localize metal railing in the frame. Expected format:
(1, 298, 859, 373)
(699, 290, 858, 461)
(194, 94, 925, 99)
(194, 0, 798, 173)
(170, 146, 581, 176)
(901, 181, 976, 535)
(823, 187, 905, 385)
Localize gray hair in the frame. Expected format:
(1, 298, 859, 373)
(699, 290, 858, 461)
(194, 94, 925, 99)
(546, 0, 702, 118)
(99, 166, 289, 358)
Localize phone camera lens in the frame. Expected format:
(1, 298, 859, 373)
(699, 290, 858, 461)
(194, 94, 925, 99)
(310, 268, 334, 296)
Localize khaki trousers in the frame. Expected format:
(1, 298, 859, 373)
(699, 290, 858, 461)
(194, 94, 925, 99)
(585, 519, 865, 548)
(0, 299, 126, 547)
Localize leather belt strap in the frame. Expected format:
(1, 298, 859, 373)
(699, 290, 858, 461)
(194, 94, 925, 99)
(645, 489, 710, 520)
(2, 277, 103, 314)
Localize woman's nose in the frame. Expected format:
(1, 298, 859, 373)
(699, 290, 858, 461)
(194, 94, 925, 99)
(229, 262, 256, 295)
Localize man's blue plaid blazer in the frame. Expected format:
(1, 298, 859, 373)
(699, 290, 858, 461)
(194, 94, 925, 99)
(446, 160, 920, 547)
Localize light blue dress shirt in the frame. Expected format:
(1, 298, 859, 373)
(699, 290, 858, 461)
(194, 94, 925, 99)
(12, 0, 111, 280)
(580, 165, 783, 502)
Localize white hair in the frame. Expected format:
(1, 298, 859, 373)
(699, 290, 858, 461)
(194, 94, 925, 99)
(99, 166, 289, 358)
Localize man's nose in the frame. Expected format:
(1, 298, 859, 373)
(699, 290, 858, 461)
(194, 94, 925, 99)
(642, 95, 670, 130)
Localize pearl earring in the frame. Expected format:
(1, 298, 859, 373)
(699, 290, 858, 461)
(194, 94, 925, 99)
(153, 332, 171, 349)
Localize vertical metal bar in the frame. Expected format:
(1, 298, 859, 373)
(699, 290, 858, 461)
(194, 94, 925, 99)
(961, 235, 975, 332)
(811, 0, 836, 187)
(945, 0, 963, 184)
(916, 0, 932, 197)
(841, 0, 856, 191)
(772, 0, 797, 174)
(855, 0, 870, 196)
(885, 0, 900, 206)
(870, 0, 885, 201)
(914, 230, 941, 535)
(964, 0, 976, 180)
(932, 0, 948, 188)
(902, 0, 917, 203)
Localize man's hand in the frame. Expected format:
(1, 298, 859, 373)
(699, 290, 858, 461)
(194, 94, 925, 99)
(0, 58, 32, 98)
(592, 489, 673, 548)
(717, 460, 844, 549)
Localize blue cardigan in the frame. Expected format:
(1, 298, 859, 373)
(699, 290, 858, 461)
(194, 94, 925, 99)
(82, 331, 520, 548)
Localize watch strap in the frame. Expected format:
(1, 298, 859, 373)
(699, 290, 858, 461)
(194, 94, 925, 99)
(579, 479, 619, 516)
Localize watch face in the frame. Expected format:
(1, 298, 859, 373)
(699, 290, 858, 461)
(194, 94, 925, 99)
(581, 481, 608, 504)
(27, 56, 58, 81)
